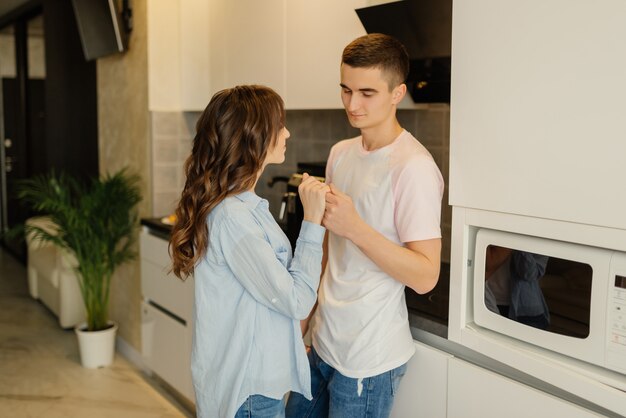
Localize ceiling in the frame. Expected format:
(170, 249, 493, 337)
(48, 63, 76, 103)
(0, 0, 32, 22)
(0, 1, 44, 37)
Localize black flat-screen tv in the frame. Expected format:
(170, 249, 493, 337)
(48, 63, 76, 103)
(355, 0, 452, 103)
(71, 0, 126, 61)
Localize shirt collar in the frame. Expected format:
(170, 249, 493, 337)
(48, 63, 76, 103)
(233, 190, 268, 209)
(358, 129, 407, 156)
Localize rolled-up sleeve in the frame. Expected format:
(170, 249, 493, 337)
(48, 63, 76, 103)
(216, 212, 325, 320)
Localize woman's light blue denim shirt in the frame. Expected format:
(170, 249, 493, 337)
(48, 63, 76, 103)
(191, 191, 325, 418)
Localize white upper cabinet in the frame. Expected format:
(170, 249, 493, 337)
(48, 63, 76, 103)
(208, 0, 286, 98)
(284, 0, 367, 109)
(147, 0, 211, 111)
(450, 0, 626, 229)
(147, 0, 181, 111)
(147, 0, 370, 110)
(180, 0, 211, 110)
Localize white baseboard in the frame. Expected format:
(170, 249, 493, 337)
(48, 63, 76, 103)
(116, 336, 195, 416)
(116, 335, 151, 374)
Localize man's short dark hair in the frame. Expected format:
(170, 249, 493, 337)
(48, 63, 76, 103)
(341, 33, 410, 90)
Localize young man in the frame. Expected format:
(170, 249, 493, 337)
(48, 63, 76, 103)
(286, 34, 444, 417)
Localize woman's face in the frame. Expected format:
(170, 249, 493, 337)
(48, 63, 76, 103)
(264, 126, 290, 165)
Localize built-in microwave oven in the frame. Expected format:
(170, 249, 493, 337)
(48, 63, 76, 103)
(448, 207, 626, 409)
(471, 228, 626, 376)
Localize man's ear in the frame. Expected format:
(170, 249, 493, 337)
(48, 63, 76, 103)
(392, 83, 407, 104)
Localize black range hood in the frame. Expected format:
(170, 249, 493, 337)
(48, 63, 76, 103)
(355, 0, 452, 103)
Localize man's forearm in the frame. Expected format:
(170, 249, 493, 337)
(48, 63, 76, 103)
(347, 220, 440, 294)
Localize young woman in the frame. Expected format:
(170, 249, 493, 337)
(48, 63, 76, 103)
(170, 85, 328, 418)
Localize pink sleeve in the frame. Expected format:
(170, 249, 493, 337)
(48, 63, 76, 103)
(392, 156, 444, 243)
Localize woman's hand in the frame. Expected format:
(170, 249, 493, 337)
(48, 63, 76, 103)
(298, 173, 329, 225)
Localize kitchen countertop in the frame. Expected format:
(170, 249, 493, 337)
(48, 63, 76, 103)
(140, 218, 450, 338)
(141, 217, 172, 238)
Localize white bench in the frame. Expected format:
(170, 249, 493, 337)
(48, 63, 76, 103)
(25, 216, 85, 328)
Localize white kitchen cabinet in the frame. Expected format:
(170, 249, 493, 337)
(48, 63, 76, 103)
(140, 231, 194, 323)
(147, 0, 372, 110)
(208, 0, 367, 108)
(449, 0, 626, 230)
(446, 358, 601, 418)
(284, 0, 367, 109)
(180, 0, 211, 110)
(208, 0, 285, 98)
(390, 341, 451, 418)
(147, 0, 211, 111)
(147, 0, 181, 111)
(141, 301, 194, 400)
(140, 228, 195, 403)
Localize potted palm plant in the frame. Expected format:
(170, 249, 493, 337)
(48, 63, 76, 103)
(18, 168, 142, 368)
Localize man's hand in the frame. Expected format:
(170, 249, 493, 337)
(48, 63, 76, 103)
(322, 184, 440, 294)
(322, 184, 365, 239)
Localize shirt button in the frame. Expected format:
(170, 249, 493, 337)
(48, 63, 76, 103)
(271, 298, 278, 304)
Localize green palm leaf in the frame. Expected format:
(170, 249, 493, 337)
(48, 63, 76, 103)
(18, 169, 142, 331)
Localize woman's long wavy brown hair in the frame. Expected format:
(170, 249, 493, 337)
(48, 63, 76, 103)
(170, 85, 285, 279)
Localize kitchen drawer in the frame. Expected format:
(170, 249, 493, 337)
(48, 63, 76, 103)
(140, 231, 194, 322)
(142, 301, 195, 402)
(447, 358, 602, 418)
(141, 231, 172, 268)
(390, 341, 451, 418)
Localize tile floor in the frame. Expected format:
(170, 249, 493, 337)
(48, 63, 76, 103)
(0, 248, 192, 418)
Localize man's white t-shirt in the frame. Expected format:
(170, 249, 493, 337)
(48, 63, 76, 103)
(311, 129, 444, 378)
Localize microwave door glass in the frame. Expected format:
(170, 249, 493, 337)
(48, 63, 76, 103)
(483, 245, 592, 339)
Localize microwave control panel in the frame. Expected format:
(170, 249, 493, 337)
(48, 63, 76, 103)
(610, 275, 625, 338)
(607, 254, 626, 374)
(609, 275, 626, 344)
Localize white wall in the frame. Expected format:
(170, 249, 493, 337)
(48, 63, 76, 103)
(449, 0, 626, 230)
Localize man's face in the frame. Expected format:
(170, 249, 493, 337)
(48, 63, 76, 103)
(340, 64, 404, 130)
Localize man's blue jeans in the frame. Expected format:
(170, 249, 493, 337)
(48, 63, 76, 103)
(235, 394, 285, 418)
(285, 346, 407, 418)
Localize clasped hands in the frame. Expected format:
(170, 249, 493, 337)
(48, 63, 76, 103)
(298, 173, 362, 237)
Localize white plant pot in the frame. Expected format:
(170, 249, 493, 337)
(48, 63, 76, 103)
(75, 322, 118, 368)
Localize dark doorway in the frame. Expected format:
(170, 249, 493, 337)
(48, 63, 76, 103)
(1, 77, 45, 258)
(0, 13, 46, 261)
(0, 0, 98, 263)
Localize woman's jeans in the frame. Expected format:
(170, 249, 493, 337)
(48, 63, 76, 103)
(285, 346, 408, 418)
(235, 394, 285, 418)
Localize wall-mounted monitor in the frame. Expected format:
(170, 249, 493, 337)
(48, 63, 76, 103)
(71, 0, 126, 61)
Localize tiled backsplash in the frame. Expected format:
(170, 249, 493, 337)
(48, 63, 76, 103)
(150, 106, 451, 262)
(149, 112, 195, 217)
